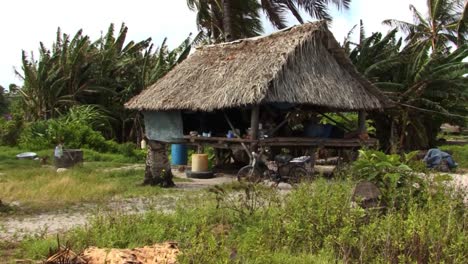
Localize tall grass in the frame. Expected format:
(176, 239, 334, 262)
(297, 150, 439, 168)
(15, 179, 467, 263)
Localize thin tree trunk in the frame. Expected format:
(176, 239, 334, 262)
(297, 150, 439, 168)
(390, 119, 398, 154)
(222, 0, 233, 41)
(209, 2, 216, 42)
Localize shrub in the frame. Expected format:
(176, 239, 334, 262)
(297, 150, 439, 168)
(350, 150, 427, 209)
(0, 115, 23, 146)
(17, 120, 51, 150)
(18, 119, 107, 151)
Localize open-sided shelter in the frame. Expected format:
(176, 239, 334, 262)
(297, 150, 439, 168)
(126, 21, 392, 165)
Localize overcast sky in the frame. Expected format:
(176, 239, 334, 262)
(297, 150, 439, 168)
(0, 0, 427, 88)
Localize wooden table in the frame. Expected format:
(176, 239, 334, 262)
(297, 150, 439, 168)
(176, 136, 378, 166)
(180, 136, 378, 148)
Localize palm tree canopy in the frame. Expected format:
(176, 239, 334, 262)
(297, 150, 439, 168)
(383, 0, 467, 51)
(187, 0, 351, 41)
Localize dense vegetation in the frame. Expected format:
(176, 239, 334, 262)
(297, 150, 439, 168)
(0, 1, 467, 262)
(345, 0, 467, 151)
(0, 23, 198, 150)
(13, 150, 467, 263)
(1, 0, 464, 154)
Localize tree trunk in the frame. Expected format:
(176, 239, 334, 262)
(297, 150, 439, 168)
(390, 119, 398, 154)
(222, 0, 233, 41)
(144, 141, 175, 187)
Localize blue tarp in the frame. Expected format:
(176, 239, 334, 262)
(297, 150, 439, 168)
(423, 148, 458, 169)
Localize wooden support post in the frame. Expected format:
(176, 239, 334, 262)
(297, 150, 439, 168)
(197, 144, 204, 154)
(358, 111, 367, 133)
(223, 112, 252, 160)
(250, 105, 260, 151)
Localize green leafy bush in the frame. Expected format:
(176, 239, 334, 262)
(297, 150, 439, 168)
(17, 106, 116, 153)
(350, 150, 427, 208)
(19, 119, 106, 151)
(0, 116, 23, 146)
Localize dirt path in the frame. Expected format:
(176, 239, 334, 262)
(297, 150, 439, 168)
(0, 196, 179, 241)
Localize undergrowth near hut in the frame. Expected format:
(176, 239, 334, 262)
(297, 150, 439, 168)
(439, 144, 468, 169)
(14, 176, 467, 263)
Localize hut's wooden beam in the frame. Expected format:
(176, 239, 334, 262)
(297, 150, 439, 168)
(250, 105, 260, 150)
(358, 111, 367, 133)
(223, 112, 252, 159)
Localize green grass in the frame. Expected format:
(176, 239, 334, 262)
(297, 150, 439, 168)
(0, 146, 190, 213)
(10, 179, 467, 263)
(0, 165, 166, 213)
(439, 144, 468, 169)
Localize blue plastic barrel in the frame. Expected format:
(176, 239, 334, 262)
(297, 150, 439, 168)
(171, 144, 188, 165)
(304, 124, 333, 138)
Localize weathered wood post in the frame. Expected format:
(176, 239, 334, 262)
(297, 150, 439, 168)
(358, 111, 367, 133)
(250, 105, 260, 151)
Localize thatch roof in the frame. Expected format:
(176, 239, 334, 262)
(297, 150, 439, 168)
(126, 22, 392, 112)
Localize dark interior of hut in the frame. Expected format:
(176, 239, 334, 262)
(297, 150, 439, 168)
(181, 104, 351, 140)
(179, 104, 375, 167)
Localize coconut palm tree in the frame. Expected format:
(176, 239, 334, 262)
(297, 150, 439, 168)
(187, 0, 263, 41)
(188, 0, 351, 41)
(346, 23, 468, 151)
(383, 0, 467, 52)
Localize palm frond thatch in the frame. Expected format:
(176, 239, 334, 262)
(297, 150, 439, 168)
(125, 22, 392, 112)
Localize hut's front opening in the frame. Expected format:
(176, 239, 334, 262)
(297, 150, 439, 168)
(165, 103, 376, 169)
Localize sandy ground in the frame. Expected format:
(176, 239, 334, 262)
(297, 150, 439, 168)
(0, 196, 180, 241)
(1, 168, 466, 242)
(449, 173, 468, 191)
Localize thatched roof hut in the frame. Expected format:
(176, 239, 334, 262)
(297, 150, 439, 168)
(126, 21, 391, 112)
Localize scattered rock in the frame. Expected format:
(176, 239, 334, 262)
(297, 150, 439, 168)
(262, 180, 278, 188)
(352, 181, 382, 209)
(10, 201, 21, 207)
(56, 168, 68, 173)
(277, 182, 293, 190)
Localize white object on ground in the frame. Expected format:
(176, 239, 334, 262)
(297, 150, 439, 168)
(15, 152, 37, 159)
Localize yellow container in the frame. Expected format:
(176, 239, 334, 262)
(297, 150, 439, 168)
(192, 154, 209, 172)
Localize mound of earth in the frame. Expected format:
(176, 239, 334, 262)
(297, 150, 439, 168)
(45, 242, 179, 264)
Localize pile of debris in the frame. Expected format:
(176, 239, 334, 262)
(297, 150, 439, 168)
(44, 242, 179, 264)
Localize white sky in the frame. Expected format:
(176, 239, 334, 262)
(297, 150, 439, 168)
(0, 0, 426, 88)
